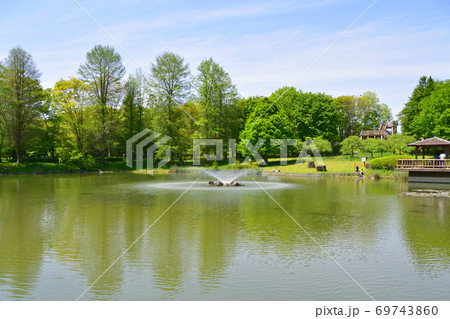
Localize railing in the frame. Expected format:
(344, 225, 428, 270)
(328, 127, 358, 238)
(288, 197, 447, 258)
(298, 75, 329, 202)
(397, 159, 450, 170)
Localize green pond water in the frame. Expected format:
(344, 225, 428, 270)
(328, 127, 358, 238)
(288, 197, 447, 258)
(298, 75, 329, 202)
(0, 173, 449, 300)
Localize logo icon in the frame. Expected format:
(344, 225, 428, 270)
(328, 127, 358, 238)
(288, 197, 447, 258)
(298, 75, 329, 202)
(126, 129, 171, 175)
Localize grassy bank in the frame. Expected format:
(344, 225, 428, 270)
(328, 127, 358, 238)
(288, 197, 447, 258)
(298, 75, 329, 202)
(0, 162, 70, 174)
(0, 153, 413, 179)
(184, 154, 410, 179)
(0, 161, 132, 175)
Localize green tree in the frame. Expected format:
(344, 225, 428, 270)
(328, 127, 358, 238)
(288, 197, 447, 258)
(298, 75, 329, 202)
(32, 88, 62, 157)
(238, 97, 293, 161)
(399, 76, 436, 137)
(374, 139, 388, 157)
(434, 108, 450, 140)
(241, 96, 262, 122)
(0, 47, 43, 163)
(195, 58, 239, 139)
(340, 136, 362, 156)
(363, 138, 388, 157)
(149, 52, 191, 160)
(334, 95, 360, 140)
(53, 77, 91, 153)
(358, 92, 393, 130)
(270, 87, 299, 128)
(122, 70, 146, 141)
(312, 137, 332, 155)
(412, 81, 450, 140)
(387, 134, 415, 155)
(0, 118, 7, 162)
(362, 138, 377, 157)
(293, 91, 339, 141)
(78, 45, 125, 161)
(0, 62, 6, 162)
(180, 101, 201, 158)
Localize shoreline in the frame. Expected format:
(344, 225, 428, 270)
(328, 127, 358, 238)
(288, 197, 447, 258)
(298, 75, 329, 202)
(262, 171, 378, 180)
(0, 155, 412, 180)
(0, 168, 399, 181)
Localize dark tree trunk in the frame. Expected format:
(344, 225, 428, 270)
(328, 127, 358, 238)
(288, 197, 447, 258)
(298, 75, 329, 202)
(0, 135, 4, 163)
(16, 148, 22, 164)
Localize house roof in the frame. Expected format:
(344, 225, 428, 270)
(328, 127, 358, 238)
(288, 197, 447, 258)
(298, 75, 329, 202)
(407, 137, 450, 147)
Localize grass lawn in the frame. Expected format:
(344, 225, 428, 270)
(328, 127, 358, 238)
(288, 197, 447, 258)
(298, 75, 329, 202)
(175, 151, 414, 179)
(258, 155, 409, 178)
(0, 162, 69, 174)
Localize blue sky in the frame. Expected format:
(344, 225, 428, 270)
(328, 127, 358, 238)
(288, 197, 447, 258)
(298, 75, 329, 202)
(1, 0, 449, 117)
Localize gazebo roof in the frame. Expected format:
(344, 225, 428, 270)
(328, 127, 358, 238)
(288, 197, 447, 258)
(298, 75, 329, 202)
(408, 137, 450, 147)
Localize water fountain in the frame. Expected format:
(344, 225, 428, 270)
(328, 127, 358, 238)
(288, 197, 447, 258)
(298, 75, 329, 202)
(208, 180, 244, 187)
(134, 169, 292, 191)
(204, 170, 246, 187)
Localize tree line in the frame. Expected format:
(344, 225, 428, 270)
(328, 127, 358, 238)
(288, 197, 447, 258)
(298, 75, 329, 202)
(1, 44, 443, 166)
(399, 76, 450, 140)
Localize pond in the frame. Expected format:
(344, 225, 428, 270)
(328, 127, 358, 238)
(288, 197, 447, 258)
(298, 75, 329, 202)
(0, 173, 449, 300)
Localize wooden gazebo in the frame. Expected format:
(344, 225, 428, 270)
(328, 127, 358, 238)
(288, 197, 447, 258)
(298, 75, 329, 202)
(397, 137, 450, 183)
(408, 137, 450, 159)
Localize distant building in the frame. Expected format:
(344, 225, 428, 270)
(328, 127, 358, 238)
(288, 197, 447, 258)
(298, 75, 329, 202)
(360, 122, 398, 140)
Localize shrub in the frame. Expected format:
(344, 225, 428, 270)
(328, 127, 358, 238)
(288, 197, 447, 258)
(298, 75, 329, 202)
(311, 137, 332, 155)
(230, 159, 242, 170)
(369, 155, 414, 170)
(56, 149, 99, 171)
(211, 161, 219, 170)
(66, 153, 98, 171)
(248, 161, 261, 169)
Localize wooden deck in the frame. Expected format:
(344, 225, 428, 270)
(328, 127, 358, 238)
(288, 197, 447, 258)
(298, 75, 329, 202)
(360, 130, 389, 140)
(397, 159, 450, 172)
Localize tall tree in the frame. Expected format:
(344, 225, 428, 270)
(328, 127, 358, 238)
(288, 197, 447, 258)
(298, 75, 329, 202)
(195, 58, 239, 140)
(357, 92, 392, 130)
(53, 77, 91, 153)
(412, 81, 450, 139)
(31, 88, 62, 158)
(399, 76, 436, 136)
(0, 47, 43, 163)
(270, 87, 301, 130)
(293, 91, 339, 141)
(0, 62, 6, 162)
(399, 77, 450, 139)
(334, 95, 360, 140)
(122, 70, 146, 141)
(149, 52, 191, 160)
(78, 45, 125, 161)
(0, 124, 5, 162)
(238, 97, 294, 161)
(334, 92, 392, 140)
